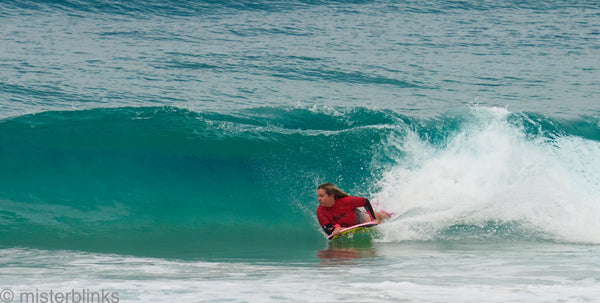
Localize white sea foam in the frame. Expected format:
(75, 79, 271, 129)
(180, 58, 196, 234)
(375, 107, 600, 243)
(2, 246, 600, 302)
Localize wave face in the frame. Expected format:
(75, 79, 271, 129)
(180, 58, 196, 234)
(0, 106, 394, 258)
(1, 106, 599, 257)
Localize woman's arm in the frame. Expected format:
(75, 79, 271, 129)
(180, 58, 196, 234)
(322, 223, 342, 235)
(363, 199, 376, 220)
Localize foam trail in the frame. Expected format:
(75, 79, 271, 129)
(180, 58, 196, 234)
(375, 107, 600, 243)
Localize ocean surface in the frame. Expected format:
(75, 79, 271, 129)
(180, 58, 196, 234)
(1, 0, 599, 302)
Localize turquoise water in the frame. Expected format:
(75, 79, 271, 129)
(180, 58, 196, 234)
(1, 0, 600, 301)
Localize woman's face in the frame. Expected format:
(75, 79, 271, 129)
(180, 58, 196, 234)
(317, 188, 335, 207)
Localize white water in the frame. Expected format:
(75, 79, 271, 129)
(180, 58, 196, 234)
(2, 244, 600, 303)
(375, 107, 600, 244)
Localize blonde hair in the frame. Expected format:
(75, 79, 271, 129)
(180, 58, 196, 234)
(317, 183, 349, 200)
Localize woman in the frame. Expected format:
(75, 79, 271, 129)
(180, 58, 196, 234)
(316, 183, 388, 236)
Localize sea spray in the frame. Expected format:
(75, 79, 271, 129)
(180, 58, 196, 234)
(375, 107, 600, 243)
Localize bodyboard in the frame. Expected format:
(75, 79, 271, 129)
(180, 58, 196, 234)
(327, 222, 379, 240)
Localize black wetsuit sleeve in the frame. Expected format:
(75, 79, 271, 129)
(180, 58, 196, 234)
(364, 199, 376, 220)
(322, 224, 335, 235)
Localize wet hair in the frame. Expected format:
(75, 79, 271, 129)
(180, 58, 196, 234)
(317, 183, 349, 200)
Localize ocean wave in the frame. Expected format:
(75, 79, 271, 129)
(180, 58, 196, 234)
(3, 0, 589, 16)
(1, 105, 599, 257)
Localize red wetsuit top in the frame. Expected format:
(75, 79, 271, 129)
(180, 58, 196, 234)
(316, 196, 370, 229)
